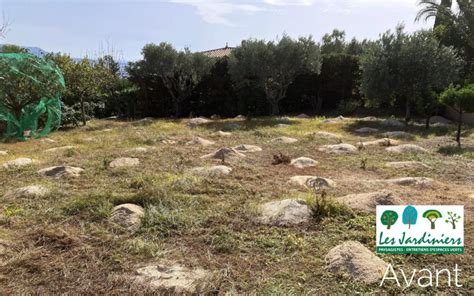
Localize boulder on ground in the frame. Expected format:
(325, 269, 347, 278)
(189, 165, 232, 178)
(359, 138, 399, 148)
(335, 191, 402, 213)
(385, 161, 431, 170)
(326, 241, 387, 284)
(201, 148, 245, 160)
(309, 131, 342, 140)
(318, 144, 358, 154)
(133, 264, 209, 294)
(44, 146, 75, 153)
(381, 177, 434, 187)
(381, 118, 404, 127)
(290, 157, 318, 169)
(289, 176, 335, 189)
(4, 185, 48, 199)
(38, 166, 84, 178)
(296, 113, 310, 119)
(233, 144, 262, 153)
(382, 131, 414, 139)
(3, 158, 34, 169)
(358, 116, 379, 121)
(210, 114, 220, 119)
(235, 115, 246, 120)
(271, 136, 298, 144)
(187, 117, 211, 128)
(257, 199, 312, 226)
(0, 151, 8, 156)
(186, 137, 215, 147)
(355, 127, 379, 134)
(323, 116, 346, 123)
(386, 144, 428, 154)
(128, 147, 149, 153)
(110, 203, 144, 232)
(429, 116, 452, 125)
(214, 130, 232, 137)
(109, 157, 140, 168)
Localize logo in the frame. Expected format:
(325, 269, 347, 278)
(376, 205, 464, 254)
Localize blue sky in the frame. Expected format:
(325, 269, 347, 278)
(1, 0, 433, 61)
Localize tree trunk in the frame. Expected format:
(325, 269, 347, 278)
(80, 97, 86, 126)
(430, 220, 436, 230)
(451, 222, 456, 229)
(387, 223, 391, 230)
(405, 99, 411, 124)
(456, 108, 463, 147)
(271, 102, 280, 116)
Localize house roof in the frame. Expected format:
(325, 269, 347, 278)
(201, 45, 234, 58)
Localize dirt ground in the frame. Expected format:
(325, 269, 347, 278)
(0, 116, 472, 294)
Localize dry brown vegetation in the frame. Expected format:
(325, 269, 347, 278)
(0, 116, 472, 294)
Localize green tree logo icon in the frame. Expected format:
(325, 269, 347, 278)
(381, 210, 398, 229)
(402, 205, 418, 229)
(445, 211, 461, 229)
(423, 209, 442, 230)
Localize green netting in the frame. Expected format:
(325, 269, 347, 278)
(0, 53, 65, 140)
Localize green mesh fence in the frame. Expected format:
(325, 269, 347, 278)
(0, 53, 65, 140)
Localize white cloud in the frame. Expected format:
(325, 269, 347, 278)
(170, 0, 263, 26)
(262, 0, 316, 5)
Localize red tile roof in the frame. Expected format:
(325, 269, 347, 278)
(201, 46, 234, 58)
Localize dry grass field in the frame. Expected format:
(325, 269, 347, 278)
(0, 116, 472, 294)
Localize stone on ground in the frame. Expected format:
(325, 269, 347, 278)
(128, 147, 149, 153)
(358, 116, 379, 121)
(318, 143, 358, 154)
(45, 146, 75, 153)
(0, 150, 7, 156)
(323, 116, 346, 123)
(109, 157, 140, 168)
(429, 116, 452, 125)
(271, 136, 298, 144)
(110, 203, 144, 232)
(335, 191, 402, 213)
(381, 177, 434, 187)
(386, 144, 428, 154)
(189, 165, 232, 178)
(382, 131, 414, 139)
(385, 161, 431, 169)
(309, 131, 341, 140)
(233, 144, 262, 153)
(4, 185, 48, 199)
(326, 241, 387, 284)
(257, 199, 311, 226)
(214, 130, 232, 137)
(290, 157, 318, 169)
(289, 176, 335, 189)
(201, 148, 245, 160)
(187, 117, 211, 128)
(38, 166, 85, 178)
(381, 118, 404, 127)
(235, 115, 246, 120)
(3, 158, 34, 169)
(359, 138, 398, 148)
(355, 127, 379, 134)
(186, 137, 215, 147)
(133, 264, 209, 294)
(296, 113, 310, 119)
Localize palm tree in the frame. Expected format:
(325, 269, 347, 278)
(416, 0, 474, 77)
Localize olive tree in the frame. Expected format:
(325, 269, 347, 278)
(228, 35, 321, 115)
(127, 43, 214, 117)
(361, 27, 462, 123)
(440, 84, 474, 146)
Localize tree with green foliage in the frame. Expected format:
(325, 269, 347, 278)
(416, 0, 474, 79)
(321, 29, 346, 54)
(0, 53, 65, 139)
(423, 209, 442, 229)
(46, 54, 117, 126)
(381, 210, 398, 229)
(127, 42, 214, 117)
(0, 44, 28, 54)
(440, 84, 474, 146)
(361, 26, 462, 123)
(229, 35, 321, 115)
